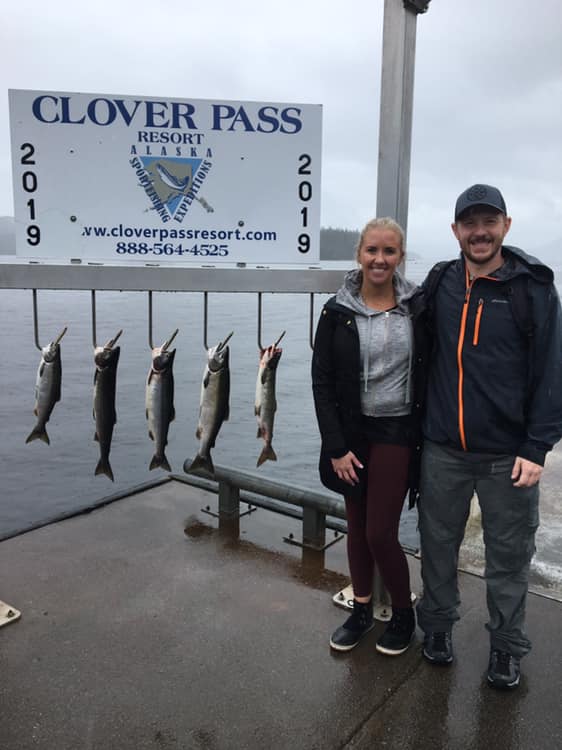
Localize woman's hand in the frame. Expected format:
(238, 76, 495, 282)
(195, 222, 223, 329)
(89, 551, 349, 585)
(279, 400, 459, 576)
(331, 451, 364, 486)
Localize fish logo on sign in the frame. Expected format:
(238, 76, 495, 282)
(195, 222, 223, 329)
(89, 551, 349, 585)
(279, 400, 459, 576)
(130, 155, 213, 223)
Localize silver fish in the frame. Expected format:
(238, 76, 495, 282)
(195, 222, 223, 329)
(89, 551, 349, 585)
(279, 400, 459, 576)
(26, 327, 67, 445)
(188, 332, 233, 476)
(93, 330, 122, 481)
(255, 332, 285, 467)
(156, 162, 192, 193)
(146, 329, 178, 472)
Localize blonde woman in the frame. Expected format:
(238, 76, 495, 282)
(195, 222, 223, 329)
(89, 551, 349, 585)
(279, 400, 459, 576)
(312, 217, 428, 655)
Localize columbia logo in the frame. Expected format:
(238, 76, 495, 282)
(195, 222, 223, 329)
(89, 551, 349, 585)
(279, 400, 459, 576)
(491, 299, 509, 304)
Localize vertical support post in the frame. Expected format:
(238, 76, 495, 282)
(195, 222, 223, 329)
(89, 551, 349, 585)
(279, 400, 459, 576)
(376, 0, 422, 240)
(372, 563, 392, 619)
(302, 507, 326, 550)
(218, 479, 240, 518)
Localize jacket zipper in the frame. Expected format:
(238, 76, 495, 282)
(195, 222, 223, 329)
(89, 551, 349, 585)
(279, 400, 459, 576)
(456, 271, 499, 450)
(456, 271, 472, 451)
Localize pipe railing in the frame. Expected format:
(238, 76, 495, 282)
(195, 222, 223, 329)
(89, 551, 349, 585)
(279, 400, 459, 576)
(181, 458, 415, 615)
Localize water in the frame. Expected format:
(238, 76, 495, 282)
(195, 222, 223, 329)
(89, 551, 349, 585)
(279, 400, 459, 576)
(1, 257, 561, 597)
(0, 278, 345, 539)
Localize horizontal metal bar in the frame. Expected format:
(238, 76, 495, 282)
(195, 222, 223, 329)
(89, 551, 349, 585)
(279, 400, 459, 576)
(183, 457, 346, 519)
(174, 470, 419, 556)
(171, 472, 349, 535)
(0, 261, 344, 293)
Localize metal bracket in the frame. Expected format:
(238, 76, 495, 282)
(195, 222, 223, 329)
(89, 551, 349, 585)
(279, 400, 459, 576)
(0, 600, 22, 628)
(201, 503, 258, 520)
(404, 0, 431, 14)
(332, 585, 417, 622)
(283, 529, 345, 553)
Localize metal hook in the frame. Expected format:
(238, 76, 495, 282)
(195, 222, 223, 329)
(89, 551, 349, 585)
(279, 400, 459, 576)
(103, 329, 123, 350)
(257, 292, 263, 350)
(162, 329, 179, 351)
(309, 293, 315, 350)
(257, 293, 287, 351)
(148, 291, 179, 350)
(148, 291, 154, 349)
(91, 290, 98, 348)
(32, 289, 67, 351)
(32, 289, 41, 351)
(92, 290, 122, 349)
(203, 292, 209, 350)
(216, 331, 234, 352)
(273, 330, 286, 348)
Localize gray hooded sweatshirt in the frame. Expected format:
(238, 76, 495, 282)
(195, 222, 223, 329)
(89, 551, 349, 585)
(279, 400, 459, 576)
(336, 268, 417, 417)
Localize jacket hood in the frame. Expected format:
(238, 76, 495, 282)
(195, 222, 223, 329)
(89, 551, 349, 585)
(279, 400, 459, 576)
(457, 245, 553, 285)
(499, 245, 554, 284)
(336, 267, 418, 315)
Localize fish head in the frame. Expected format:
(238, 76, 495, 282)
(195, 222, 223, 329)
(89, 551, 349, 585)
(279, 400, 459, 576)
(207, 342, 229, 373)
(207, 332, 233, 372)
(94, 345, 120, 370)
(260, 345, 282, 371)
(42, 341, 60, 363)
(41, 327, 67, 362)
(152, 347, 176, 373)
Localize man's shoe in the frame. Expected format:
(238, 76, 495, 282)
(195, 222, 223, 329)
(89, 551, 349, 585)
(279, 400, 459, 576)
(487, 649, 520, 690)
(422, 631, 453, 664)
(330, 600, 374, 652)
(376, 607, 416, 656)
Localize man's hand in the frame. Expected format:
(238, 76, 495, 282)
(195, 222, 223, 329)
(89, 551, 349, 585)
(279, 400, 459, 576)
(331, 451, 364, 486)
(511, 456, 542, 487)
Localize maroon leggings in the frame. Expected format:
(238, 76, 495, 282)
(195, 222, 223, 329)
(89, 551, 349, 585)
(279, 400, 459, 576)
(345, 443, 411, 608)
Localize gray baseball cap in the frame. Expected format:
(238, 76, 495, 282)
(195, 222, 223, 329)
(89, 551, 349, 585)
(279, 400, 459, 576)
(454, 184, 507, 221)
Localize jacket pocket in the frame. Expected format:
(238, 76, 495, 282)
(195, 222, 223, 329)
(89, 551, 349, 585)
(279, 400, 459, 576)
(473, 299, 484, 346)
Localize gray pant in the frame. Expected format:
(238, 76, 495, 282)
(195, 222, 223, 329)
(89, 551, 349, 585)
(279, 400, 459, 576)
(416, 440, 540, 658)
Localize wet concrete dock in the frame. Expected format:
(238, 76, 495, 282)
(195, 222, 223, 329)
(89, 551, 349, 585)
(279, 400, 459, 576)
(1, 479, 561, 750)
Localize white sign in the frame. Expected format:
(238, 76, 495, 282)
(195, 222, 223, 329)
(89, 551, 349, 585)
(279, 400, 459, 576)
(9, 89, 322, 264)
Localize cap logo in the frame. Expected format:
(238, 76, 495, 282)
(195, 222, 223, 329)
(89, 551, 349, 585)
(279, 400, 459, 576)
(466, 185, 488, 201)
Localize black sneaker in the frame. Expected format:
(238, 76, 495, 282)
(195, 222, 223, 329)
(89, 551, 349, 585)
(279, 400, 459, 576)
(422, 631, 453, 665)
(376, 607, 416, 656)
(330, 600, 374, 651)
(487, 649, 520, 690)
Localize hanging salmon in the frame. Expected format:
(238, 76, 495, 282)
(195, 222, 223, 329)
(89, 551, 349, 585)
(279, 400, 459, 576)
(146, 329, 178, 472)
(93, 330, 122, 481)
(255, 331, 285, 467)
(188, 332, 233, 476)
(26, 327, 67, 445)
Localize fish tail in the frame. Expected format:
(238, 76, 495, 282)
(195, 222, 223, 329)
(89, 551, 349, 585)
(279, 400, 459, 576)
(95, 458, 114, 482)
(25, 425, 50, 445)
(257, 444, 277, 467)
(187, 453, 214, 477)
(149, 453, 172, 472)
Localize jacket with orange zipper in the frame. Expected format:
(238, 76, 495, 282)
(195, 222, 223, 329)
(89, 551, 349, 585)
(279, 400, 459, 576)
(422, 246, 562, 466)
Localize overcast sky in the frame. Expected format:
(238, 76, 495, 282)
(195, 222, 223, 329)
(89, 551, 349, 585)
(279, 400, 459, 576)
(2, 0, 561, 260)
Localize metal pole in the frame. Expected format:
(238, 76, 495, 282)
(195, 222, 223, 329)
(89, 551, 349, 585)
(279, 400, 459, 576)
(376, 0, 430, 239)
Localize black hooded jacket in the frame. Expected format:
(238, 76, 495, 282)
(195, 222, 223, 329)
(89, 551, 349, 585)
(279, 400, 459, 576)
(311, 274, 431, 505)
(422, 246, 562, 465)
